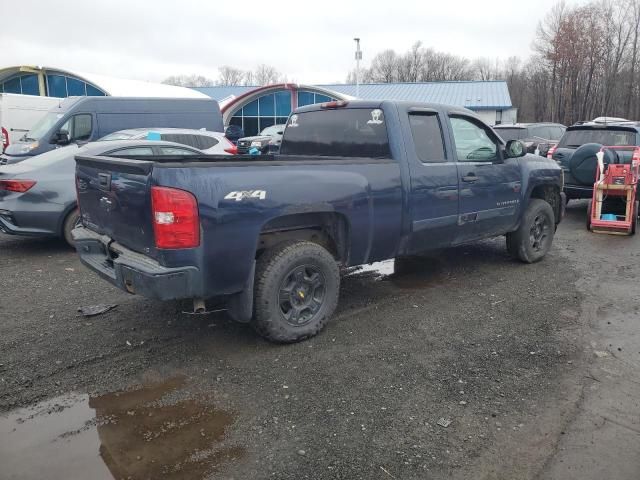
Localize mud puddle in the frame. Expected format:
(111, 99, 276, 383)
(0, 376, 242, 480)
(348, 256, 447, 289)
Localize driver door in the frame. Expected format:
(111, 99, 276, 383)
(449, 115, 522, 244)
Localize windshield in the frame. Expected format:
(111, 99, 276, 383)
(23, 112, 65, 142)
(99, 131, 139, 141)
(260, 125, 285, 136)
(559, 128, 637, 148)
(494, 128, 525, 141)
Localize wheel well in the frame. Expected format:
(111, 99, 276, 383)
(530, 185, 561, 222)
(257, 213, 349, 262)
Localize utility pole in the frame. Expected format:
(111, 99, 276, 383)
(354, 37, 362, 97)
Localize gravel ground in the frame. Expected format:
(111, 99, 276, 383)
(0, 202, 618, 479)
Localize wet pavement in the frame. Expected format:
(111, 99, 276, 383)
(1, 200, 639, 479)
(0, 376, 241, 480)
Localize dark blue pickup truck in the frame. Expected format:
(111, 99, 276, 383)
(73, 101, 565, 343)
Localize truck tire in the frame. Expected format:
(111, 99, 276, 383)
(63, 208, 80, 247)
(506, 199, 555, 263)
(632, 201, 638, 235)
(586, 201, 593, 231)
(252, 241, 340, 343)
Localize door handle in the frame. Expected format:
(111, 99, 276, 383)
(462, 174, 478, 183)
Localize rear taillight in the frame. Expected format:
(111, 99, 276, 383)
(547, 144, 557, 159)
(0, 180, 36, 192)
(224, 145, 238, 154)
(151, 186, 199, 249)
(1, 127, 8, 151)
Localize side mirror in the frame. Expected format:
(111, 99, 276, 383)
(54, 129, 70, 145)
(505, 139, 526, 158)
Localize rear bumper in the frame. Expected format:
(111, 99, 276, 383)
(0, 209, 57, 237)
(72, 226, 201, 301)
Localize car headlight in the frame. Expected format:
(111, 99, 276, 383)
(251, 141, 264, 147)
(17, 142, 39, 154)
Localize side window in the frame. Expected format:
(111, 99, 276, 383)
(72, 114, 92, 141)
(408, 113, 446, 163)
(449, 117, 498, 162)
(108, 147, 155, 156)
(197, 135, 219, 150)
(158, 146, 199, 155)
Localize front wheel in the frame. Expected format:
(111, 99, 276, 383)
(506, 199, 555, 263)
(252, 241, 340, 343)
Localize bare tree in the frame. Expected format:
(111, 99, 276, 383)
(253, 64, 282, 85)
(162, 74, 215, 87)
(368, 50, 400, 82)
(216, 66, 245, 86)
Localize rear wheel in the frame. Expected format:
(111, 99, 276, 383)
(506, 199, 555, 263)
(586, 201, 593, 231)
(631, 201, 638, 235)
(62, 208, 80, 247)
(252, 241, 340, 343)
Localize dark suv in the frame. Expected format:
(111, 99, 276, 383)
(549, 121, 640, 200)
(494, 123, 566, 157)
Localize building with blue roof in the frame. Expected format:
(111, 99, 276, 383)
(194, 80, 516, 136)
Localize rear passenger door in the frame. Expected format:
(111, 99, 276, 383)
(403, 108, 460, 252)
(449, 115, 521, 243)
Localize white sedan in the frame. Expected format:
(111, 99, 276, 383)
(99, 127, 236, 155)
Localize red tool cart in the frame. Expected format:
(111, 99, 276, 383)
(587, 146, 640, 235)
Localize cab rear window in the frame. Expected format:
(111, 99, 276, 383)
(558, 128, 637, 148)
(280, 108, 391, 158)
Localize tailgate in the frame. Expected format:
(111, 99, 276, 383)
(75, 155, 157, 257)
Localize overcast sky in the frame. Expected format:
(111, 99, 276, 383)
(2, 0, 580, 85)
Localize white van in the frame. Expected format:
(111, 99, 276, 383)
(0, 93, 60, 152)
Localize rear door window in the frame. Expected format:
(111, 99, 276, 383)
(408, 113, 446, 163)
(196, 135, 218, 150)
(158, 146, 199, 155)
(107, 147, 154, 156)
(280, 108, 391, 158)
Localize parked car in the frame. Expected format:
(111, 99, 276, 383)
(548, 120, 640, 200)
(1, 93, 61, 153)
(236, 124, 286, 154)
(73, 100, 565, 343)
(100, 128, 236, 154)
(493, 123, 566, 157)
(0, 96, 223, 164)
(0, 140, 205, 246)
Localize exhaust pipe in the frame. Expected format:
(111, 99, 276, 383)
(193, 298, 206, 314)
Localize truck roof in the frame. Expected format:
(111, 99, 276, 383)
(293, 99, 477, 117)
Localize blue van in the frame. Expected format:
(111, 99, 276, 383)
(0, 96, 223, 164)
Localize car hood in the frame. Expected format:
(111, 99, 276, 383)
(238, 135, 272, 143)
(0, 161, 42, 178)
(520, 153, 560, 167)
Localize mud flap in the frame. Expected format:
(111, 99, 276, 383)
(227, 260, 255, 323)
